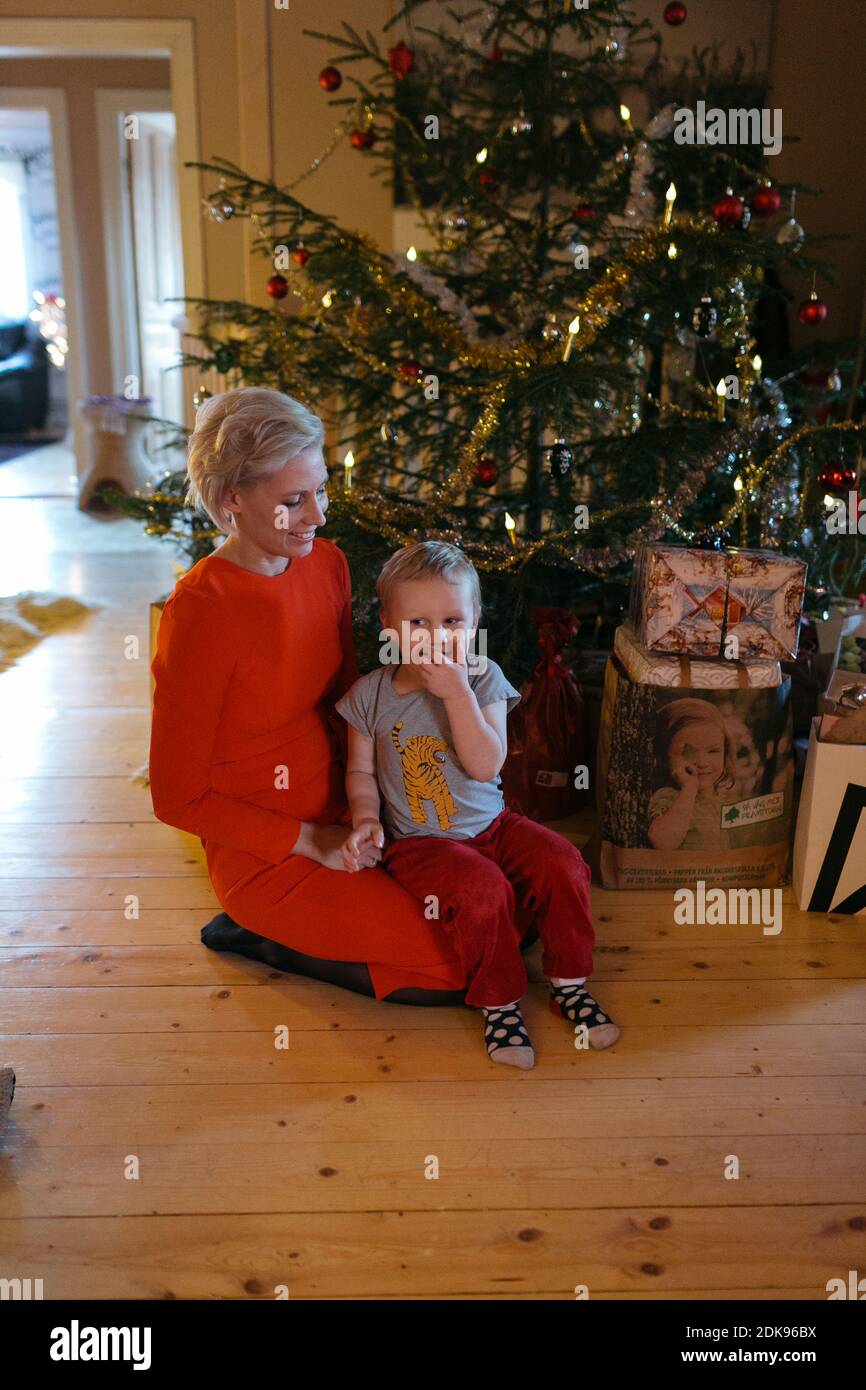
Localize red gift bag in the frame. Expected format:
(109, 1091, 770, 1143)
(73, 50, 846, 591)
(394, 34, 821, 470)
(501, 606, 588, 821)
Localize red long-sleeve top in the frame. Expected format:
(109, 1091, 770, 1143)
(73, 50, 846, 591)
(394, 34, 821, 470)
(149, 539, 358, 862)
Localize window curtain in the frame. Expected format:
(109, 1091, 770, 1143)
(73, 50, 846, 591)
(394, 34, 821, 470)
(0, 159, 30, 321)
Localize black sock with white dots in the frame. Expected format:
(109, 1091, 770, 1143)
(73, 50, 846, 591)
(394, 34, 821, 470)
(480, 1002, 535, 1069)
(548, 979, 620, 1049)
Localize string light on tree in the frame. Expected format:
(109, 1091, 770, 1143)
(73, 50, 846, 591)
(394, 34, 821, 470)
(29, 291, 68, 368)
(662, 181, 677, 228)
(504, 511, 517, 546)
(716, 378, 727, 421)
(562, 315, 580, 361)
(343, 450, 355, 490)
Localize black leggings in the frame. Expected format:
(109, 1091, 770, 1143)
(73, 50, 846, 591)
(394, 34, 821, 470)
(201, 912, 539, 1006)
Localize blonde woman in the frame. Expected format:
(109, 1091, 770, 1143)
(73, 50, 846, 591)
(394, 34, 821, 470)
(149, 387, 466, 1002)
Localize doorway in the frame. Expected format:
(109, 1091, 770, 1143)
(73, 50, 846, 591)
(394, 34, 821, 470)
(0, 103, 67, 444)
(98, 91, 185, 425)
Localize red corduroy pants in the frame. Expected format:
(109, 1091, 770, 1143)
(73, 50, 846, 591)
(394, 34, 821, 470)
(383, 808, 595, 1007)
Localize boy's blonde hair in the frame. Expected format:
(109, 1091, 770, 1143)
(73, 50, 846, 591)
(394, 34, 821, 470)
(185, 386, 325, 531)
(377, 541, 481, 617)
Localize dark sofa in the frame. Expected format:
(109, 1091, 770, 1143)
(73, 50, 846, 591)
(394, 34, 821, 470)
(0, 319, 49, 436)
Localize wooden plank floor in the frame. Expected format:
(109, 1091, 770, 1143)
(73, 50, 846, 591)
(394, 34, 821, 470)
(1, 445, 864, 1300)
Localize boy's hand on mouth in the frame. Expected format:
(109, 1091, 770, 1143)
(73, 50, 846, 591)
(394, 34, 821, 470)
(417, 632, 471, 701)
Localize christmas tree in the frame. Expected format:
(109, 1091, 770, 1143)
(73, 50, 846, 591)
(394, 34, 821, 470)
(116, 0, 865, 679)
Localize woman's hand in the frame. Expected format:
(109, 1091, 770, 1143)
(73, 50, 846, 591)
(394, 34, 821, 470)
(341, 820, 386, 873)
(295, 822, 381, 873)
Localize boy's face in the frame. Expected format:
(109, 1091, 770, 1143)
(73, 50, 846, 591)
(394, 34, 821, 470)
(382, 575, 478, 664)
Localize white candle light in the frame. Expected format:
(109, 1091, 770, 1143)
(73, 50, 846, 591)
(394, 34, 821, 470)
(663, 181, 677, 228)
(562, 315, 580, 362)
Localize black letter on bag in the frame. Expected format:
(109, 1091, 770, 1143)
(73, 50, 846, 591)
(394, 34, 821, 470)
(808, 784, 866, 914)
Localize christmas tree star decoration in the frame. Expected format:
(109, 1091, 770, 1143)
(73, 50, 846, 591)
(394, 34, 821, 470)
(113, 0, 866, 678)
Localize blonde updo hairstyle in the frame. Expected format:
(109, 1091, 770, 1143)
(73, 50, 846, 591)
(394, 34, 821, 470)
(185, 386, 325, 532)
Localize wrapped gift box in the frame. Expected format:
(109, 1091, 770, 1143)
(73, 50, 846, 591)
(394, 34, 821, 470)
(630, 544, 806, 661)
(614, 622, 781, 688)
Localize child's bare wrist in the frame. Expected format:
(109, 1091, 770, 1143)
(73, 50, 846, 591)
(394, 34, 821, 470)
(443, 686, 474, 707)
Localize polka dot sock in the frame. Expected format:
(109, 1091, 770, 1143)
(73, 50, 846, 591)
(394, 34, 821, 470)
(548, 981, 620, 1050)
(480, 1002, 535, 1070)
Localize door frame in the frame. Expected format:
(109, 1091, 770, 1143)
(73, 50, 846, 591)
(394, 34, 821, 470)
(96, 88, 177, 403)
(0, 86, 81, 451)
(0, 18, 204, 455)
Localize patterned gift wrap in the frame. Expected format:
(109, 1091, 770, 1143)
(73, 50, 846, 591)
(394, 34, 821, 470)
(614, 623, 782, 688)
(629, 544, 806, 661)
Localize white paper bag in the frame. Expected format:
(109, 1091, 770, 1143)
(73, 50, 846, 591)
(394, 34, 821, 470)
(792, 717, 866, 913)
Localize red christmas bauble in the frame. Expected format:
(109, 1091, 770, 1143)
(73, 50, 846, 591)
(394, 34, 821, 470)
(817, 465, 857, 494)
(350, 129, 377, 150)
(799, 294, 829, 325)
(486, 45, 503, 64)
(318, 65, 342, 92)
(571, 202, 597, 224)
(750, 184, 781, 218)
(388, 40, 415, 80)
(293, 244, 310, 267)
(479, 169, 499, 192)
(663, 1, 687, 24)
(474, 457, 499, 487)
(398, 358, 424, 380)
(712, 191, 746, 227)
(266, 274, 289, 300)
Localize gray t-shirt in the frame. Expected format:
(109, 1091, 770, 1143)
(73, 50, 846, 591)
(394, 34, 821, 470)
(336, 660, 521, 840)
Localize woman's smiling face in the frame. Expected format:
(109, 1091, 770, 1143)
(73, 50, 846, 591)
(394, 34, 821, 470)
(223, 446, 329, 560)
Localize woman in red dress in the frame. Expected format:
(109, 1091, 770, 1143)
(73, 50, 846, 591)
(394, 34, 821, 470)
(149, 387, 469, 1002)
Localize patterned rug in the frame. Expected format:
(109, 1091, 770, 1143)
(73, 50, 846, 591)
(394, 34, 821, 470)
(0, 591, 100, 672)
